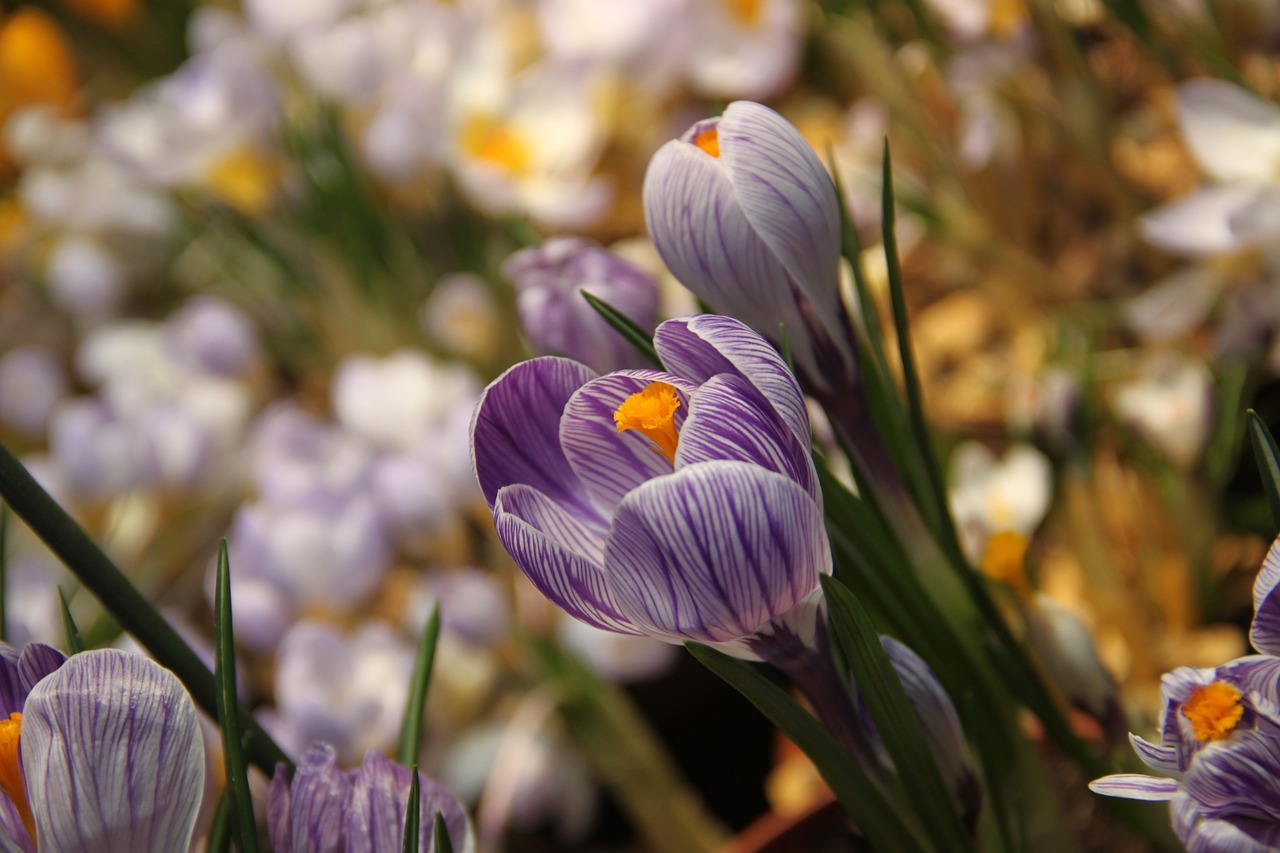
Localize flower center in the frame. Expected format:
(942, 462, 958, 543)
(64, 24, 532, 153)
(0, 712, 35, 841)
(614, 381, 681, 464)
(461, 114, 531, 175)
(980, 530, 1029, 595)
(692, 127, 720, 158)
(1183, 681, 1244, 742)
(727, 0, 764, 26)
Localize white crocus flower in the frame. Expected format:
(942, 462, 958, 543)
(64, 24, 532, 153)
(446, 52, 614, 229)
(1112, 353, 1214, 470)
(1142, 80, 1280, 256)
(948, 441, 1053, 563)
(684, 0, 803, 100)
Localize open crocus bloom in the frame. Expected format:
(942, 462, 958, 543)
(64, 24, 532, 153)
(1091, 534, 1280, 850)
(268, 743, 473, 852)
(471, 313, 828, 659)
(0, 647, 204, 853)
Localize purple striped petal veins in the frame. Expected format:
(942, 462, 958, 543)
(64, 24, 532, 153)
(643, 102, 855, 393)
(14, 649, 204, 853)
(471, 315, 828, 651)
(269, 743, 473, 852)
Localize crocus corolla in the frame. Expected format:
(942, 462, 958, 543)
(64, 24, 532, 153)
(268, 742, 473, 853)
(471, 313, 826, 660)
(643, 102, 854, 395)
(502, 236, 660, 374)
(0, 646, 205, 853)
(1091, 533, 1280, 850)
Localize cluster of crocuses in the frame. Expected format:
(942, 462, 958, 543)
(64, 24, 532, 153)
(0, 641, 472, 851)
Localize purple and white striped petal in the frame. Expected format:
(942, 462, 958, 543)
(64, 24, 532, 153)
(494, 486, 642, 635)
(676, 374, 819, 505)
(15, 644, 66, 696)
(268, 743, 350, 853)
(1186, 814, 1280, 852)
(1216, 657, 1280, 714)
(655, 314, 811, 447)
(1251, 533, 1280, 655)
(642, 139, 816, 375)
(0, 645, 23, 717)
(1182, 731, 1280, 824)
(346, 750, 473, 853)
(559, 369, 696, 513)
(604, 460, 829, 643)
(878, 636, 980, 818)
(716, 102, 842, 332)
(1088, 774, 1180, 801)
(1130, 733, 1182, 777)
(0, 804, 32, 853)
(21, 650, 205, 853)
(470, 357, 600, 520)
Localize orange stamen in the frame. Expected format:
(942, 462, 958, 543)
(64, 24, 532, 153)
(1183, 681, 1244, 742)
(692, 127, 720, 158)
(614, 382, 681, 464)
(0, 713, 35, 841)
(980, 530, 1030, 596)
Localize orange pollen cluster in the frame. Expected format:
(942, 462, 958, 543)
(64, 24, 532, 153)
(0, 712, 34, 841)
(614, 381, 681, 464)
(727, 0, 765, 27)
(692, 127, 720, 158)
(1183, 681, 1245, 742)
(980, 530, 1030, 595)
(460, 115, 531, 174)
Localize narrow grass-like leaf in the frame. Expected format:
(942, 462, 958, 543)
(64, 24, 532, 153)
(433, 812, 454, 853)
(215, 541, 259, 853)
(0, 443, 291, 774)
(880, 142, 960, 557)
(207, 790, 233, 853)
(581, 291, 662, 368)
(687, 643, 933, 853)
(398, 602, 441, 766)
(1249, 410, 1280, 534)
(402, 766, 421, 853)
(57, 587, 85, 655)
(821, 574, 973, 852)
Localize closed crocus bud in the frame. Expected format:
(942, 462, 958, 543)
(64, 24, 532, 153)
(643, 101, 854, 393)
(503, 237, 659, 374)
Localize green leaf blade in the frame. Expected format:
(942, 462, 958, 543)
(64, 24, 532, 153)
(57, 587, 85, 655)
(581, 291, 662, 368)
(687, 642, 933, 853)
(433, 812, 454, 853)
(397, 602, 442, 767)
(821, 574, 974, 852)
(1249, 410, 1280, 534)
(215, 541, 259, 853)
(402, 765, 421, 853)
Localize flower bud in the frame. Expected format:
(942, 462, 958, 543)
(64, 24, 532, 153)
(643, 101, 853, 391)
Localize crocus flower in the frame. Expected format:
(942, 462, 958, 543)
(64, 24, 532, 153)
(643, 102, 854, 395)
(473, 314, 977, 819)
(1091, 533, 1280, 849)
(0, 646, 205, 852)
(471, 313, 826, 660)
(268, 742, 473, 852)
(503, 236, 660, 374)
